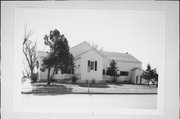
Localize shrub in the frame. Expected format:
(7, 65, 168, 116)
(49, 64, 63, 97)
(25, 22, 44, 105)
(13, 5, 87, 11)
(31, 73, 38, 83)
(123, 80, 131, 84)
(85, 80, 89, 86)
(123, 80, 127, 84)
(71, 75, 78, 84)
(57, 78, 69, 84)
(51, 79, 57, 82)
(92, 79, 95, 84)
(98, 80, 106, 84)
(111, 76, 117, 83)
(106, 77, 117, 83)
(106, 79, 113, 83)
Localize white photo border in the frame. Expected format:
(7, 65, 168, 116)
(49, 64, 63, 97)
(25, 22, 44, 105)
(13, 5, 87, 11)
(1, 1, 179, 119)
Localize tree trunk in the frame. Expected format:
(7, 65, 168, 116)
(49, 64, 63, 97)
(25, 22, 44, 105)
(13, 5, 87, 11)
(147, 80, 150, 86)
(30, 71, 33, 82)
(49, 67, 56, 83)
(114, 76, 117, 83)
(30, 68, 34, 82)
(47, 67, 51, 85)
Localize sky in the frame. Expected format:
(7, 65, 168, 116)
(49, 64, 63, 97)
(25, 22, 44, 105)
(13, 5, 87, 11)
(15, 8, 166, 72)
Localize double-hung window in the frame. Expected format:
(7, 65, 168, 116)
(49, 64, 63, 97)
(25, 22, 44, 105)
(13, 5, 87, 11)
(90, 62, 94, 70)
(88, 60, 97, 72)
(55, 69, 58, 74)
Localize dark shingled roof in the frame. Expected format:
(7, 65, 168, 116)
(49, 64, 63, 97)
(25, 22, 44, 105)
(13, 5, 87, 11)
(38, 41, 141, 64)
(100, 51, 141, 63)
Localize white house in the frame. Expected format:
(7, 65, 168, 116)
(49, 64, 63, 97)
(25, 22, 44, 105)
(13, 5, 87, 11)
(37, 41, 143, 84)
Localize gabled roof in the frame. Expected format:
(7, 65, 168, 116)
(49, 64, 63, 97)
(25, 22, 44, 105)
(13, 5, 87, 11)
(100, 51, 141, 63)
(70, 41, 141, 63)
(70, 41, 92, 58)
(70, 41, 89, 51)
(38, 41, 141, 64)
(70, 41, 107, 58)
(131, 67, 143, 71)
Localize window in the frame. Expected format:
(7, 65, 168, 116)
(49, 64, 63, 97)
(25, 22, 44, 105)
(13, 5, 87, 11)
(61, 70, 64, 74)
(72, 69, 74, 74)
(68, 69, 71, 74)
(67, 69, 74, 74)
(88, 60, 90, 72)
(103, 69, 106, 75)
(90, 62, 94, 70)
(120, 71, 129, 76)
(95, 61, 97, 71)
(87, 60, 97, 72)
(55, 69, 58, 74)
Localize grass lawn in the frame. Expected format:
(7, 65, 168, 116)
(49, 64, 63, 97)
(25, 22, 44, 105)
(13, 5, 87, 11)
(22, 83, 73, 95)
(22, 80, 157, 95)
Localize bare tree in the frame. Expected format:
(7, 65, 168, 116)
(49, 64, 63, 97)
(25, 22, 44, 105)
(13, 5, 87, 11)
(23, 27, 38, 82)
(22, 60, 30, 78)
(91, 42, 99, 49)
(88, 41, 104, 51)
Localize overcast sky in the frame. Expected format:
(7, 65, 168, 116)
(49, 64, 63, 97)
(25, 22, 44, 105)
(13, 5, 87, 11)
(15, 8, 165, 72)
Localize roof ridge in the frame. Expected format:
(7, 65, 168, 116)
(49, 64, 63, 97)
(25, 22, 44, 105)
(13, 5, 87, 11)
(101, 50, 128, 55)
(70, 41, 90, 50)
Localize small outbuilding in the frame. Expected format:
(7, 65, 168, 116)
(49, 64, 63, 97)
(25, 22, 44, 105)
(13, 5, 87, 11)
(130, 67, 144, 84)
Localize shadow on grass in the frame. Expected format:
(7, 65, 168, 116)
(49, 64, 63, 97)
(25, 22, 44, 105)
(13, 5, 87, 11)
(22, 84, 73, 96)
(78, 83, 109, 88)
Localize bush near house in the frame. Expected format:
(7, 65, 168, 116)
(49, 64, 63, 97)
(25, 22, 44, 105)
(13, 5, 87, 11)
(31, 73, 38, 83)
(98, 80, 106, 84)
(92, 79, 96, 84)
(71, 75, 78, 84)
(123, 80, 131, 84)
(105, 79, 113, 83)
(105, 78, 118, 84)
(55, 78, 71, 84)
(51, 79, 57, 82)
(78, 81, 108, 88)
(52, 75, 78, 84)
(37, 78, 57, 83)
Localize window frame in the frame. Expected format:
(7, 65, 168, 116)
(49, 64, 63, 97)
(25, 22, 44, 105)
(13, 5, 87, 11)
(120, 71, 129, 76)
